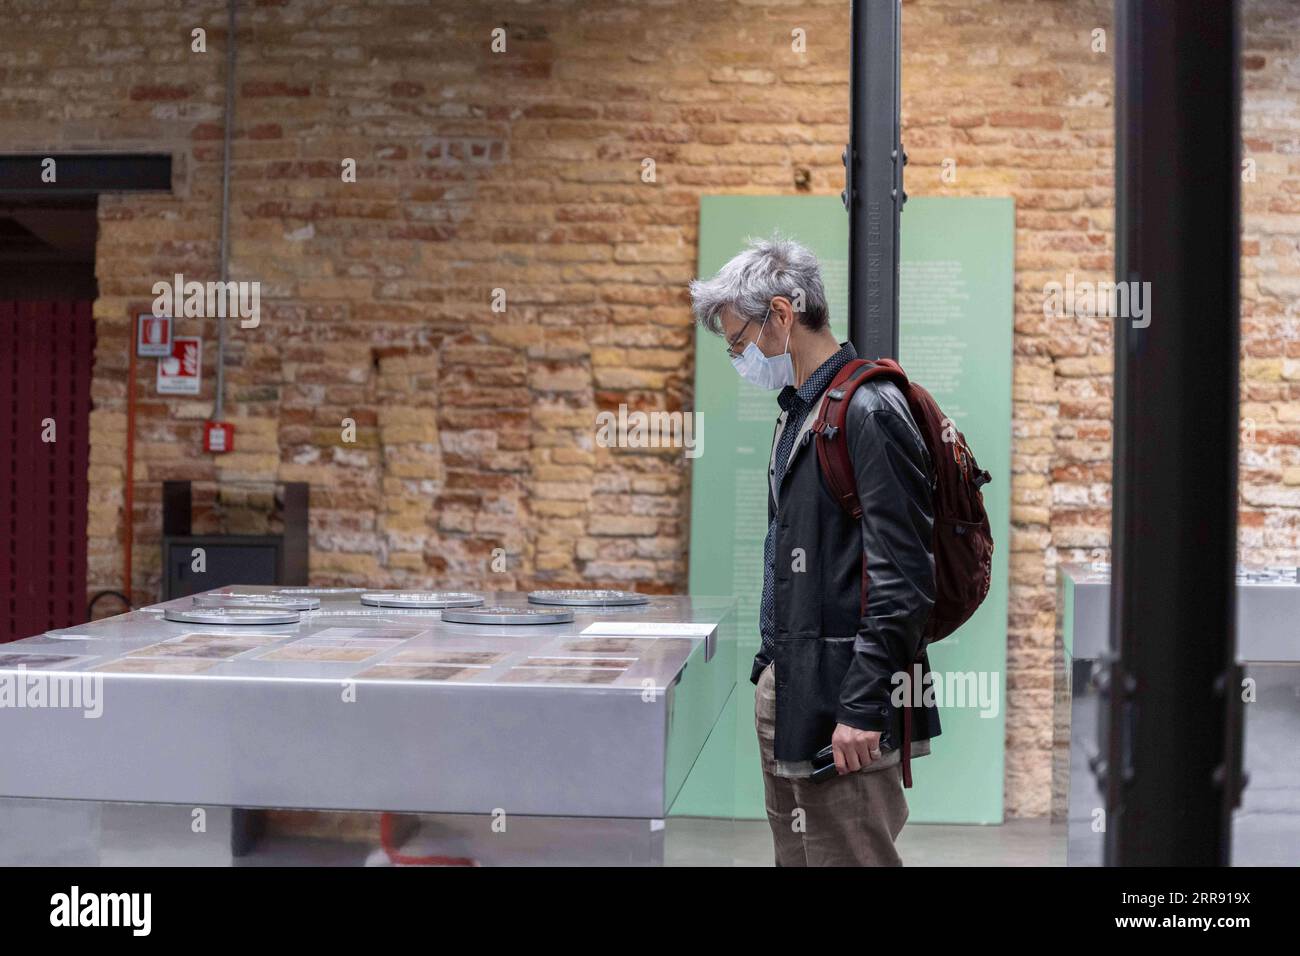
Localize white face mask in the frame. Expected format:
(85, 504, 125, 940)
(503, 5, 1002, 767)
(730, 310, 794, 391)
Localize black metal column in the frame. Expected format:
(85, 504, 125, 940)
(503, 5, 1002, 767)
(844, 0, 904, 360)
(1103, 0, 1243, 866)
(281, 482, 310, 587)
(162, 480, 193, 538)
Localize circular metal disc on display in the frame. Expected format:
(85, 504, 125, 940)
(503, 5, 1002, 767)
(526, 589, 649, 607)
(193, 593, 321, 611)
(1240, 567, 1300, 583)
(359, 591, 486, 609)
(278, 587, 365, 595)
(440, 606, 575, 626)
(1266, 566, 1300, 582)
(309, 609, 443, 618)
(163, 607, 301, 626)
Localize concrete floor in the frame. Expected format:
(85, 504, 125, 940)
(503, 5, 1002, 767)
(234, 815, 1067, 866)
(666, 817, 1066, 866)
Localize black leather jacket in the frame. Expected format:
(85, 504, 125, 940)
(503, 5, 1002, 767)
(753, 375, 941, 765)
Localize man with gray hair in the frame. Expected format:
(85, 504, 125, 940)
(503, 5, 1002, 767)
(690, 235, 939, 866)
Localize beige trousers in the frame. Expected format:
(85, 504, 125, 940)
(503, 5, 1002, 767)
(754, 663, 909, 866)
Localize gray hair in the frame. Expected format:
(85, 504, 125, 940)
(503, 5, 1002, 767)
(689, 234, 829, 335)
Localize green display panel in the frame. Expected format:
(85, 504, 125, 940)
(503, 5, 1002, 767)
(675, 195, 1013, 824)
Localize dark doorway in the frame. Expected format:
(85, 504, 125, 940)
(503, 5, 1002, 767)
(0, 198, 98, 641)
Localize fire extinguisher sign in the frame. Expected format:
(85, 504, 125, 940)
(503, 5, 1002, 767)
(136, 313, 172, 357)
(157, 336, 202, 395)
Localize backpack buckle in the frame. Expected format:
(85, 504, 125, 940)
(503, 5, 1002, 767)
(813, 421, 839, 440)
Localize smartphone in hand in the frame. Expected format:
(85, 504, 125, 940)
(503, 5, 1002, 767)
(811, 744, 838, 784)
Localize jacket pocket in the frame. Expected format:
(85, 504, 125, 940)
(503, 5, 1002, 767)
(771, 636, 857, 762)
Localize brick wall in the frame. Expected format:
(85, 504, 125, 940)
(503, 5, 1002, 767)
(3, 0, 1297, 817)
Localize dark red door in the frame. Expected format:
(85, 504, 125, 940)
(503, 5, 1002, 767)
(0, 300, 95, 642)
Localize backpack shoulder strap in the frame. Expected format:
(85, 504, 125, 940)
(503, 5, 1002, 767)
(812, 358, 906, 519)
(813, 356, 920, 788)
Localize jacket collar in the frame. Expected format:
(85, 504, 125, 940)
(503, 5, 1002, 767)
(769, 342, 858, 498)
(782, 390, 832, 473)
(780, 341, 857, 412)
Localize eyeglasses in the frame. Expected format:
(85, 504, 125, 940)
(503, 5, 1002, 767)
(722, 307, 775, 359)
(724, 323, 752, 359)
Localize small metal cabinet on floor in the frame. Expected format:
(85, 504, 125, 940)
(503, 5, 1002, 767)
(1054, 564, 1300, 866)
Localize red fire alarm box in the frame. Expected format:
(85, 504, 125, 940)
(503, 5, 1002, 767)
(204, 421, 235, 454)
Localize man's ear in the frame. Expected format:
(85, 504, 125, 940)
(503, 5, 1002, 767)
(769, 296, 796, 331)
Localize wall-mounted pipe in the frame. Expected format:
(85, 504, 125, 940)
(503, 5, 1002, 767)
(215, 0, 238, 420)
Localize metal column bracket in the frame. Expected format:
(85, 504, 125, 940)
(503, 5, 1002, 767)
(1216, 662, 1250, 810)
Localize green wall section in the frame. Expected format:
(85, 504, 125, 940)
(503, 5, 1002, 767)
(674, 195, 1014, 824)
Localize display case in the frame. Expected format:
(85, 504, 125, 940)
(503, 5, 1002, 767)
(0, 585, 737, 865)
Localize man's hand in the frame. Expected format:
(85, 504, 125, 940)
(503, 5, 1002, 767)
(831, 723, 883, 775)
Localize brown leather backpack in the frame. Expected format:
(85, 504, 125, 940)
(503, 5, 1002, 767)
(812, 357, 994, 785)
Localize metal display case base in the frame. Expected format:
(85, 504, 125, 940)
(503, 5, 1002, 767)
(0, 800, 238, 866)
(0, 799, 666, 867)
